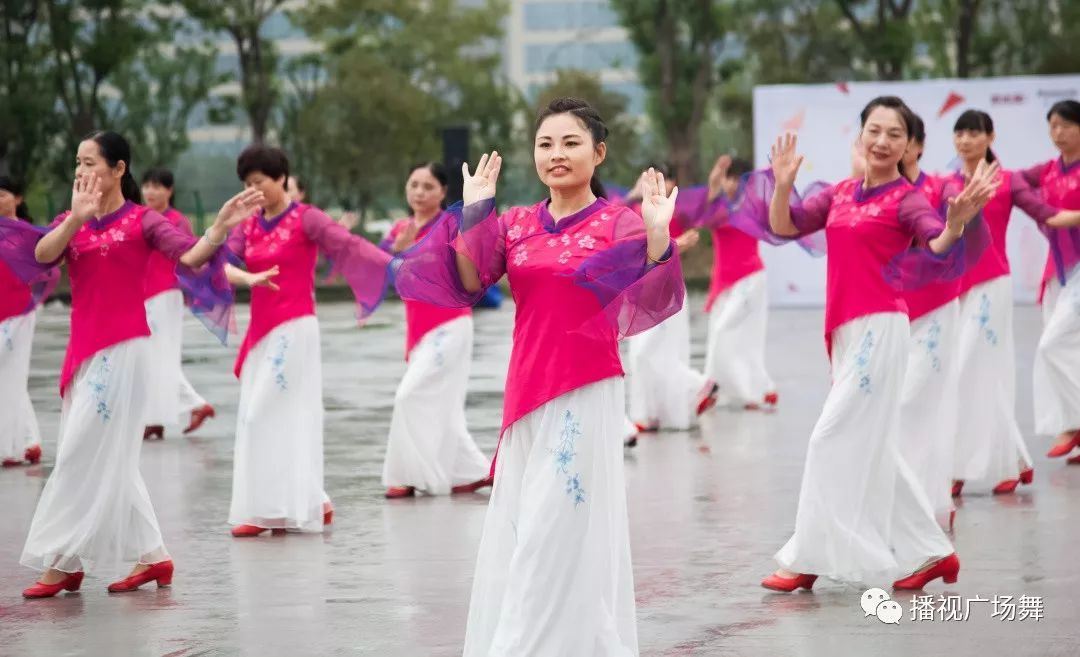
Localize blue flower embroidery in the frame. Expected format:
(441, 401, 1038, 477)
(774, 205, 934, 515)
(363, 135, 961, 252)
(975, 293, 998, 345)
(87, 355, 113, 422)
(915, 319, 942, 373)
(268, 335, 289, 391)
(432, 328, 447, 368)
(855, 330, 875, 394)
(1, 320, 12, 352)
(550, 410, 587, 506)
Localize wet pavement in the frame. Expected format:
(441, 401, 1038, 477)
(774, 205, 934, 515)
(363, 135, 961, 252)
(1, 295, 1078, 656)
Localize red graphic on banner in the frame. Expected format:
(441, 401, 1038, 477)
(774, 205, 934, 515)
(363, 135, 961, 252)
(836, 81, 850, 94)
(938, 92, 965, 117)
(782, 109, 806, 131)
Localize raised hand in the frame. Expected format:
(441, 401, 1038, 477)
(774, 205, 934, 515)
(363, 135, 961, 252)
(338, 211, 360, 232)
(675, 229, 700, 252)
(462, 151, 502, 205)
(946, 160, 1001, 231)
(214, 188, 265, 230)
(770, 133, 804, 189)
(246, 265, 280, 291)
(639, 167, 679, 235)
(69, 174, 104, 224)
(707, 155, 732, 199)
(391, 219, 421, 253)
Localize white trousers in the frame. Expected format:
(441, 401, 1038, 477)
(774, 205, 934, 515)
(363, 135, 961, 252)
(143, 290, 207, 427)
(463, 378, 638, 657)
(381, 316, 490, 492)
(626, 301, 708, 430)
(229, 316, 328, 532)
(775, 313, 954, 583)
(898, 301, 959, 528)
(0, 311, 41, 459)
(703, 271, 775, 406)
(21, 338, 169, 576)
(953, 277, 1032, 482)
(1033, 265, 1080, 436)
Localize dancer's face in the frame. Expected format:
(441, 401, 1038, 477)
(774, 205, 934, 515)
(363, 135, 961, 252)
(286, 176, 306, 202)
(902, 139, 924, 171)
(859, 107, 909, 175)
(534, 113, 606, 193)
(243, 171, 288, 210)
(75, 139, 124, 198)
(953, 127, 994, 164)
(405, 167, 446, 218)
(0, 188, 22, 218)
(1050, 113, 1080, 158)
(141, 182, 172, 213)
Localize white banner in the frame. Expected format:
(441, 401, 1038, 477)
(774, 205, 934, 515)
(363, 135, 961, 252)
(752, 74, 1080, 306)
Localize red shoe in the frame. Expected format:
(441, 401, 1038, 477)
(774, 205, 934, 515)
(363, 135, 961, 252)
(948, 509, 956, 532)
(22, 571, 84, 598)
(633, 422, 659, 433)
(107, 560, 173, 592)
(183, 404, 216, 434)
(452, 476, 494, 495)
(143, 425, 164, 440)
(992, 478, 1019, 495)
(231, 524, 269, 537)
(1068, 455, 1080, 466)
(951, 480, 964, 498)
(761, 572, 817, 592)
(323, 502, 333, 526)
(24, 445, 42, 464)
(1019, 468, 1033, 485)
(696, 381, 720, 416)
(893, 553, 959, 590)
(1046, 432, 1079, 458)
(2, 458, 22, 467)
(763, 391, 779, 406)
(385, 486, 415, 499)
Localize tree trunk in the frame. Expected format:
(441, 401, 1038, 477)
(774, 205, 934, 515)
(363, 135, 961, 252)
(955, 0, 979, 78)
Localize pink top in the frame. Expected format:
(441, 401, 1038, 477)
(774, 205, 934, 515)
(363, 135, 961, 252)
(0, 261, 32, 324)
(702, 195, 764, 311)
(901, 172, 963, 320)
(383, 217, 471, 360)
(1017, 158, 1080, 300)
(0, 218, 61, 323)
(143, 207, 193, 300)
(227, 202, 392, 377)
(953, 168, 1060, 296)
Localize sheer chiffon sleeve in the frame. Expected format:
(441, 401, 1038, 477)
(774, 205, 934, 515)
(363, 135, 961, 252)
(302, 207, 392, 322)
(726, 169, 831, 255)
(0, 218, 61, 311)
(884, 189, 990, 289)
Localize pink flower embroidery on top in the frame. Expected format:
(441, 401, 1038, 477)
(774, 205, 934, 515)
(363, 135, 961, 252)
(560, 234, 571, 246)
(513, 246, 528, 266)
(577, 234, 596, 250)
(507, 224, 523, 241)
(557, 250, 572, 264)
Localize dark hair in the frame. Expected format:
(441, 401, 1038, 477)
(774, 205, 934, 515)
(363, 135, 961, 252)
(290, 175, 306, 194)
(953, 109, 996, 163)
(910, 113, 926, 146)
(237, 144, 289, 189)
(141, 167, 175, 206)
(1048, 100, 1080, 125)
(84, 130, 141, 203)
(534, 97, 609, 199)
(0, 176, 31, 221)
(406, 162, 450, 209)
(859, 96, 919, 174)
(726, 157, 753, 179)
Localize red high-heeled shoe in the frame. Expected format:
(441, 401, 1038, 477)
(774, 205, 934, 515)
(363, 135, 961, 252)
(1046, 432, 1079, 458)
(452, 476, 494, 495)
(143, 425, 164, 440)
(24, 445, 41, 464)
(323, 502, 333, 525)
(2, 457, 22, 467)
(183, 404, 216, 434)
(231, 524, 269, 537)
(893, 553, 959, 590)
(761, 572, 817, 592)
(633, 422, 658, 434)
(1019, 468, 1033, 485)
(948, 509, 956, 532)
(22, 571, 84, 598)
(951, 480, 964, 498)
(107, 560, 173, 592)
(763, 391, 779, 406)
(385, 486, 415, 499)
(696, 381, 720, 416)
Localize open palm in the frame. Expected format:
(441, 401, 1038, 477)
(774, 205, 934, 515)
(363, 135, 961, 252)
(463, 152, 502, 205)
(770, 133, 804, 188)
(639, 167, 679, 234)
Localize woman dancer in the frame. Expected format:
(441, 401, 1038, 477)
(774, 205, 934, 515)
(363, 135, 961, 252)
(140, 167, 215, 439)
(699, 154, 778, 410)
(949, 109, 1080, 496)
(1020, 101, 1080, 461)
(0, 177, 56, 468)
(380, 162, 491, 499)
(744, 97, 997, 592)
(624, 166, 717, 432)
(0, 130, 259, 598)
(223, 144, 392, 537)
(393, 97, 685, 655)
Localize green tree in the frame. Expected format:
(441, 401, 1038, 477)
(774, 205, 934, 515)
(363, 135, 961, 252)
(834, 0, 917, 80)
(0, 0, 59, 180)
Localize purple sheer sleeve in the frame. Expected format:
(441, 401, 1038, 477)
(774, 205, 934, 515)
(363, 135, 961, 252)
(1017, 162, 1049, 189)
(391, 200, 499, 307)
(884, 190, 990, 289)
(726, 169, 831, 255)
(142, 211, 235, 343)
(1010, 170, 1059, 225)
(0, 218, 61, 309)
(568, 206, 685, 339)
(302, 207, 392, 322)
(224, 225, 246, 265)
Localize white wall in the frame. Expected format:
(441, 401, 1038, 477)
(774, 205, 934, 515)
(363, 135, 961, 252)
(752, 75, 1080, 306)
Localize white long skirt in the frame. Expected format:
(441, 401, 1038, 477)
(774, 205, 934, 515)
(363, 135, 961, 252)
(897, 301, 959, 528)
(703, 271, 775, 407)
(0, 311, 41, 460)
(20, 337, 169, 576)
(463, 377, 637, 657)
(626, 300, 709, 430)
(953, 277, 1033, 482)
(1033, 265, 1080, 436)
(143, 289, 207, 428)
(381, 316, 489, 493)
(229, 316, 328, 532)
(775, 313, 954, 584)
